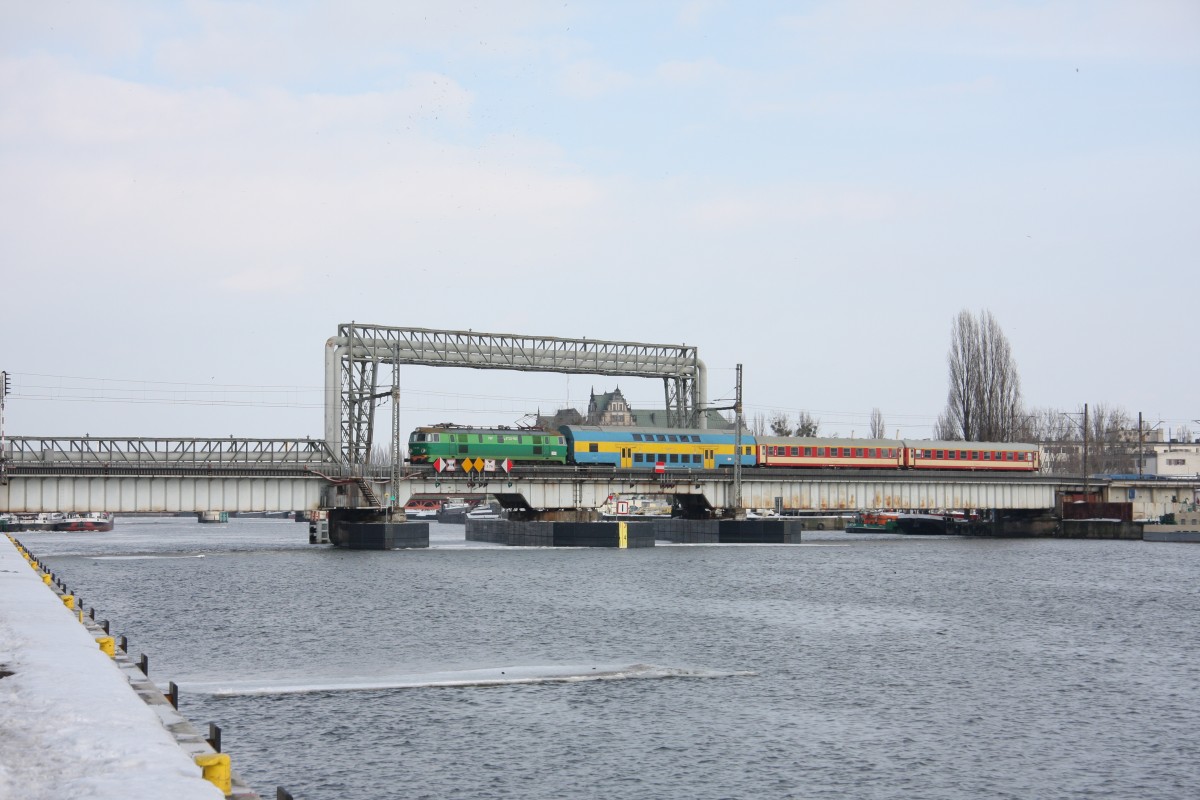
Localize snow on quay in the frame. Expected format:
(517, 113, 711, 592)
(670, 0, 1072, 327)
(0, 535, 238, 800)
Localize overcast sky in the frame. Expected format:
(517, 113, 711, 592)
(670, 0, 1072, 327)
(2, 1, 1197, 445)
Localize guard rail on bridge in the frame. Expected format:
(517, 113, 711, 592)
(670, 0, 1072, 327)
(0, 437, 346, 513)
(1, 437, 339, 469)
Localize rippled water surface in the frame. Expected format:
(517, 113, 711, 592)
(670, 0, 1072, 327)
(23, 518, 1200, 800)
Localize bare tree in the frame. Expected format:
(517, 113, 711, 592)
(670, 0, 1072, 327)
(768, 411, 793, 436)
(368, 443, 394, 468)
(748, 412, 767, 436)
(795, 411, 819, 437)
(1089, 403, 1135, 474)
(869, 408, 885, 438)
(938, 309, 1024, 441)
(1024, 403, 1136, 475)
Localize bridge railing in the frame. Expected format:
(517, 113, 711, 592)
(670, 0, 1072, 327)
(0, 437, 340, 467)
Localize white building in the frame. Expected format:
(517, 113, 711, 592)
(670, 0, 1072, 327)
(1143, 437, 1200, 478)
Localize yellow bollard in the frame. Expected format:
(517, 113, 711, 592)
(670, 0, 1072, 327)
(97, 636, 115, 656)
(195, 753, 232, 794)
(62, 594, 75, 610)
(42, 574, 51, 585)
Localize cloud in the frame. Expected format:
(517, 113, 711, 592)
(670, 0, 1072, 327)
(654, 58, 732, 87)
(684, 185, 904, 229)
(0, 54, 606, 297)
(780, 0, 1200, 64)
(558, 59, 635, 99)
(219, 267, 310, 295)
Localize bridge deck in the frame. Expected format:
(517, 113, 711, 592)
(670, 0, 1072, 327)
(5, 437, 1186, 515)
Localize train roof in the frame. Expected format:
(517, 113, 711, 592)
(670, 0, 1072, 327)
(903, 440, 1041, 450)
(412, 425, 558, 435)
(756, 436, 903, 447)
(560, 424, 747, 436)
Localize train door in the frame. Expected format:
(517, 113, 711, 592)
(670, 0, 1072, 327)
(620, 447, 632, 469)
(703, 449, 715, 469)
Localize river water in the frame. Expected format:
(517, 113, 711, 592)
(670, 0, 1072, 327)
(21, 518, 1200, 800)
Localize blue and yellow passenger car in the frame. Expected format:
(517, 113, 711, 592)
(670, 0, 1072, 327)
(560, 425, 757, 470)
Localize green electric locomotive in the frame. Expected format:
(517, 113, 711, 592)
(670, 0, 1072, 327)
(408, 425, 568, 466)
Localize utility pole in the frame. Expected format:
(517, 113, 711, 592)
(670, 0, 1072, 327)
(0, 370, 8, 485)
(733, 364, 743, 518)
(1082, 402, 1089, 500)
(706, 365, 746, 518)
(390, 355, 401, 516)
(1138, 411, 1143, 477)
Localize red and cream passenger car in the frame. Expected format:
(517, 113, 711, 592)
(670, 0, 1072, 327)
(757, 437, 905, 469)
(902, 441, 1040, 471)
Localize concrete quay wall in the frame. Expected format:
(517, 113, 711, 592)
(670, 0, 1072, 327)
(0, 535, 263, 800)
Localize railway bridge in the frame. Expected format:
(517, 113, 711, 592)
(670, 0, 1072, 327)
(0, 435, 1065, 515)
(4, 436, 1195, 533)
(3, 324, 1194, 527)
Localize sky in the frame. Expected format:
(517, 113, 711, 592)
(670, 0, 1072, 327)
(2, 1, 1197, 445)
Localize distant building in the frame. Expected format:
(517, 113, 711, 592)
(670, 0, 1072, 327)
(586, 387, 632, 425)
(533, 407, 584, 431)
(1142, 436, 1200, 478)
(538, 386, 736, 431)
(630, 408, 735, 430)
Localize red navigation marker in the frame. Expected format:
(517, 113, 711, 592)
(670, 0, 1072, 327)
(502, 458, 513, 474)
(434, 458, 445, 473)
(654, 461, 666, 473)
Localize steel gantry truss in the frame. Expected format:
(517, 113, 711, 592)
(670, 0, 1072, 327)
(326, 324, 708, 466)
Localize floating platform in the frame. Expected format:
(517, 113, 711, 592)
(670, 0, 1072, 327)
(655, 519, 720, 543)
(1143, 525, 1200, 543)
(717, 518, 804, 544)
(465, 518, 803, 547)
(341, 522, 430, 549)
(467, 520, 654, 547)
